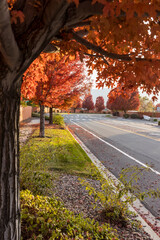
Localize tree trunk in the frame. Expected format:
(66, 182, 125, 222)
(0, 89, 21, 240)
(49, 107, 53, 124)
(39, 104, 45, 137)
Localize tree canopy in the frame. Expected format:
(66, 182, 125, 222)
(22, 53, 91, 109)
(95, 96, 105, 112)
(107, 85, 140, 113)
(82, 94, 94, 110)
(2, 0, 160, 98)
(139, 96, 155, 112)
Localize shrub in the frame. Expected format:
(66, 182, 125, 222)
(158, 121, 160, 126)
(112, 111, 119, 116)
(80, 166, 160, 225)
(21, 190, 118, 240)
(130, 114, 139, 119)
(52, 114, 64, 126)
(32, 112, 40, 118)
(123, 113, 129, 119)
(153, 118, 157, 122)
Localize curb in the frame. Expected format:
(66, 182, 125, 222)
(67, 127, 160, 240)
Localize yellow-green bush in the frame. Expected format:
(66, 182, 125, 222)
(21, 190, 118, 240)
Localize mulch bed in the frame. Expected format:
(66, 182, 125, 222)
(53, 174, 152, 240)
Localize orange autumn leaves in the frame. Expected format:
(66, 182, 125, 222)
(21, 53, 92, 109)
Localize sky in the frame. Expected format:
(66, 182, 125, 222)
(90, 70, 160, 105)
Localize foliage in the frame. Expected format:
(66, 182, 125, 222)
(80, 166, 160, 224)
(95, 96, 105, 112)
(107, 86, 140, 113)
(52, 114, 65, 126)
(20, 100, 27, 107)
(123, 113, 129, 119)
(82, 94, 94, 111)
(20, 128, 98, 195)
(70, 97, 82, 112)
(158, 121, 160, 126)
(112, 112, 119, 117)
(4, 0, 160, 237)
(21, 190, 118, 240)
(153, 118, 157, 122)
(139, 96, 155, 112)
(54, 1, 160, 99)
(22, 53, 92, 110)
(130, 114, 140, 119)
(32, 112, 40, 118)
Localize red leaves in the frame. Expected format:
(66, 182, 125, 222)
(107, 85, 140, 112)
(95, 96, 105, 112)
(82, 94, 94, 110)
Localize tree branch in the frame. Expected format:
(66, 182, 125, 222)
(84, 52, 109, 65)
(72, 31, 160, 62)
(0, 0, 21, 70)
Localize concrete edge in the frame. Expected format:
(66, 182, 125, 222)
(67, 126, 160, 240)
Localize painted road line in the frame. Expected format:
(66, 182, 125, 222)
(106, 120, 159, 132)
(71, 120, 160, 176)
(93, 120, 160, 142)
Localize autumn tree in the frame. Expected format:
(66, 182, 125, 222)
(107, 86, 140, 113)
(1, 0, 160, 239)
(95, 96, 105, 112)
(139, 96, 155, 112)
(70, 97, 82, 113)
(82, 94, 94, 111)
(22, 53, 92, 136)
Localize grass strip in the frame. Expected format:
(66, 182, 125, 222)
(20, 127, 100, 195)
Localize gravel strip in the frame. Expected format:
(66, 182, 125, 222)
(53, 173, 153, 240)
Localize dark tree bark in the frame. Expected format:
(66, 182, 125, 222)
(0, 86, 21, 240)
(49, 107, 53, 124)
(39, 104, 45, 138)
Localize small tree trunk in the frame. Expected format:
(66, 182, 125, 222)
(40, 104, 45, 137)
(0, 89, 21, 239)
(49, 107, 53, 124)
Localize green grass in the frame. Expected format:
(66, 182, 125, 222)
(20, 127, 118, 239)
(20, 128, 99, 194)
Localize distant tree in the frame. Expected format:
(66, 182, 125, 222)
(82, 94, 94, 111)
(71, 98, 82, 113)
(139, 96, 155, 112)
(95, 96, 105, 112)
(107, 86, 140, 113)
(22, 53, 92, 136)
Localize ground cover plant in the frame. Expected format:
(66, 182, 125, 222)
(20, 126, 118, 239)
(80, 166, 160, 225)
(21, 190, 118, 240)
(20, 127, 98, 195)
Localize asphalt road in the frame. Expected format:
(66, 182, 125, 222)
(63, 113, 160, 219)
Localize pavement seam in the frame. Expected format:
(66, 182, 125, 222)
(67, 126, 160, 240)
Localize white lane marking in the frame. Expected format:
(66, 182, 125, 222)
(71, 120, 160, 176)
(105, 119, 160, 132)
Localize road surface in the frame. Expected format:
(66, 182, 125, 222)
(63, 113, 160, 219)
